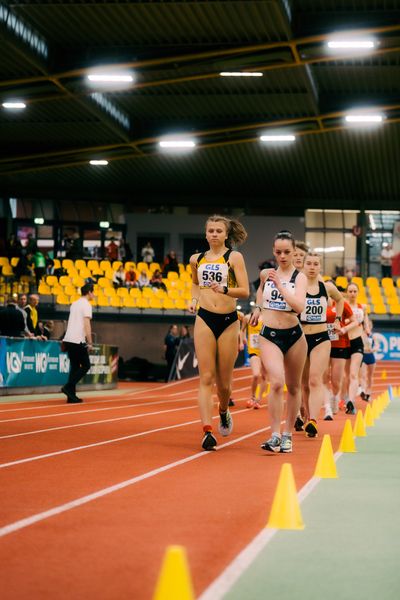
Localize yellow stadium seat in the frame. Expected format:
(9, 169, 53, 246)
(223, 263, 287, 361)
(46, 275, 58, 286)
(62, 258, 74, 270)
(154, 288, 167, 299)
(124, 261, 136, 271)
(366, 277, 379, 288)
(112, 261, 122, 270)
(98, 277, 112, 288)
(104, 269, 114, 280)
(186, 264, 192, 273)
(136, 262, 148, 272)
(100, 260, 111, 272)
(180, 272, 191, 282)
(59, 275, 71, 286)
(149, 262, 160, 272)
(123, 296, 136, 308)
(136, 296, 150, 309)
(130, 287, 141, 298)
(72, 276, 85, 287)
(64, 285, 77, 296)
(335, 276, 347, 288)
(56, 294, 70, 305)
(397, 279, 400, 288)
(167, 289, 180, 300)
(2, 265, 14, 276)
(174, 298, 187, 310)
(53, 258, 61, 269)
(381, 277, 395, 289)
(0, 257, 9, 266)
(103, 287, 116, 298)
(74, 259, 86, 270)
(142, 287, 155, 298)
(111, 296, 123, 308)
(387, 296, 400, 306)
(38, 283, 51, 295)
(389, 305, 400, 315)
(149, 298, 163, 309)
(10, 257, 20, 267)
(97, 295, 110, 307)
(372, 304, 387, 314)
(167, 271, 179, 281)
(163, 298, 175, 310)
(351, 277, 364, 288)
(117, 287, 129, 298)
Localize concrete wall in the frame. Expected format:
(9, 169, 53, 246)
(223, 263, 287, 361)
(126, 213, 305, 281)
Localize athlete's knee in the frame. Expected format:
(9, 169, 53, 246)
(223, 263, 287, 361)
(217, 383, 231, 398)
(286, 383, 301, 396)
(200, 371, 215, 387)
(270, 380, 285, 395)
(309, 374, 321, 389)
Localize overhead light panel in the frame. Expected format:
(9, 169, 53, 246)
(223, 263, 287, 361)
(220, 72, 263, 77)
(314, 246, 345, 253)
(87, 73, 134, 84)
(2, 101, 26, 109)
(260, 135, 296, 142)
(34, 217, 44, 225)
(100, 221, 110, 229)
(90, 160, 109, 165)
(159, 140, 196, 150)
(327, 39, 375, 50)
(344, 113, 384, 124)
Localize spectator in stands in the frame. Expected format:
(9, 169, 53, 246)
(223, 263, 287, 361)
(141, 241, 155, 265)
(164, 324, 180, 381)
(0, 294, 26, 337)
(112, 265, 126, 289)
(34, 249, 46, 288)
(38, 320, 54, 340)
(63, 233, 73, 256)
(25, 294, 45, 337)
(119, 238, 133, 262)
(67, 232, 83, 260)
(150, 269, 167, 292)
(6, 233, 22, 258)
(380, 243, 394, 278)
(180, 325, 191, 339)
(345, 267, 355, 283)
(44, 252, 55, 275)
(14, 251, 35, 281)
(17, 293, 34, 338)
(24, 233, 38, 256)
(107, 237, 119, 262)
(137, 269, 150, 289)
(162, 250, 179, 276)
(125, 265, 138, 288)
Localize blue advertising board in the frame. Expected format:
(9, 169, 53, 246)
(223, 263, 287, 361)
(372, 331, 400, 361)
(0, 337, 118, 388)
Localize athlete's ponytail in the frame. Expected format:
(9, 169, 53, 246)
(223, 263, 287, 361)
(206, 215, 247, 247)
(273, 230, 295, 248)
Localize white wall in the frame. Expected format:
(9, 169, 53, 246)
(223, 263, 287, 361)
(126, 213, 305, 281)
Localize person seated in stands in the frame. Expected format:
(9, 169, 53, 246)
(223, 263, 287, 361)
(6, 233, 22, 259)
(44, 252, 55, 275)
(112, 265, 126, 288)
(125, 265, 137, 288)
(25, 294, 46, 338)
(137, 269, 150, 289)
(150, 269, 167, 292)
(0, 294, 25, 337)
(14, 251, 35, 281)
(106, 237, 119, 262)
(162, 250, 179, 276)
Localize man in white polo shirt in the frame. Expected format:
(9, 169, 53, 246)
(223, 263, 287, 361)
(61, 283, 94, 403)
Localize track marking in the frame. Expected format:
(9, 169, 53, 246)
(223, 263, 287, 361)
(198, 452, 343, 600)
(0, 425, 271, 538)
(0, 406, 258, 468)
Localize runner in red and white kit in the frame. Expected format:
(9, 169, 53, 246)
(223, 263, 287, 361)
(324, 287, 358, 416)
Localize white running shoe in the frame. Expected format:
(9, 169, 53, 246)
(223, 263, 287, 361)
(218, 409, 233, 436)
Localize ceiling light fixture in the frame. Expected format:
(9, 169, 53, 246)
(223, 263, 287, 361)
(159, 140, 196, 149)
(34, 217, 44, 225)
(344, 114, 383, 124)
(99, 221, 110, 229)
(90, 160, 109, 165)
(2, 101, 26, 109)
(87, 73, 134, 84)
(327, 39, 375, 50)
(220, 72, 263, 77)
(260, 135, 296, 142)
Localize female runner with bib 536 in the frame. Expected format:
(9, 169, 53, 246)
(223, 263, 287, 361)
(189, 215, 249, 451)
(250, 230, 307, 453)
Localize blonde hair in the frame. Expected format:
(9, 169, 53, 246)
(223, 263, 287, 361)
(306, 251, 322, 260)
(295, 240, 309, 253)
(206, 215, 247, 247)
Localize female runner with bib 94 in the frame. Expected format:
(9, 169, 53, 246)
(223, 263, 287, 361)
(189, 215, 249, 451)
(250, 230, 307, 454)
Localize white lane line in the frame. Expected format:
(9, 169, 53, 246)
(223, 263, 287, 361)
(0, 404, 201, 439)
(0, 406, 256, 469)
(198, 451, 343, 600)
(0, 425, 270, 538)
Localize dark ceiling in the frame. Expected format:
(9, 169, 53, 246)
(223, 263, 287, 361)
(1, 1, 400, 212)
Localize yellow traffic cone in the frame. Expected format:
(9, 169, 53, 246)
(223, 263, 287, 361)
(338, 419, 357, 453)
(381, 370, 387, 380)
(153, 546, 195, 600)
(255, 384, 260, 398)
(263, 382, 270, 397)
(266, 463, 304, 530)
(314, 434, 338, 478)
(353, 410, 367, 437)
(364, 403, 375, 427)
(283, 383, 288, 392)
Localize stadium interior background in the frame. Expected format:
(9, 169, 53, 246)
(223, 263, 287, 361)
(1, 1, 400, 380)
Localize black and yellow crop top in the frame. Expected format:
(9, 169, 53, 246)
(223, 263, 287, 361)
(196, 249, 237, 290)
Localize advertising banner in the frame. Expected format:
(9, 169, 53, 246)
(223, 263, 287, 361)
(172, 338, 245, 381)
(0, 337, 118, 388)
(372, 331, 400, 361)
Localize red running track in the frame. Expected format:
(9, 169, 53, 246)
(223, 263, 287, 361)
(0, 363, 398, 599)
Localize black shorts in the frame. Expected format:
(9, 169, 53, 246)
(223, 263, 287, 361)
(363, 352, 376, 365)
(350, 336, 364, 356)
(197, 307, 238, 340)
(330, 346, 350, 360)
(260, 323, 303, 355)
(305, 331, 330, 357)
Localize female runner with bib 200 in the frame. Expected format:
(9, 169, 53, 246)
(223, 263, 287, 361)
(250, 230, 307, 454)
(189, 215, 249, 451)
